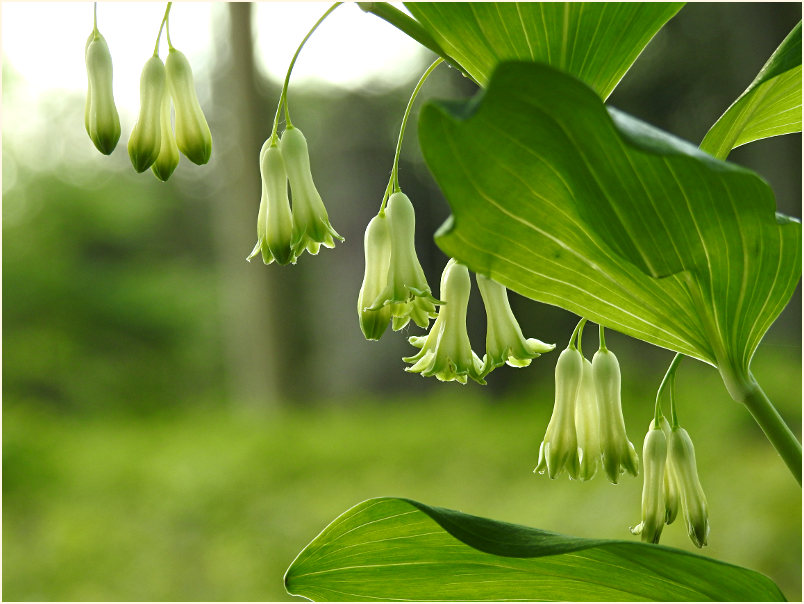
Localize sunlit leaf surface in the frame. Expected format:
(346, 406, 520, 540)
(418, 62, 800, 377)
(285, 497, 785, 601)
(405, 2, 685, 98)
(700, 21, 802, 160)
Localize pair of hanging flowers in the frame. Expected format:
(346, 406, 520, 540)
(632, 356, 710, 547)
(247, 127, 343, 266)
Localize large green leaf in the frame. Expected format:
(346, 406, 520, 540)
(418, 62, 800, 383)
(403, 2, 684, 98)
(285, 497, 785, 601)
(700, 21, 802, 160)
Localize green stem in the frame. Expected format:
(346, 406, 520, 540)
(668, 362, 679, 428)
(93, 2, 97, 31)
(568, 317, 587, 351)
(722, 367, 802, 485)
(165, 6, 173, 50)
(379, 57, 443, 211)
(356, 2, 477, 85)
(654, 353, 682, 425)
(598, 324, 607, 351)
(272, 2, 342, 136)
(153, 2, 172, 56)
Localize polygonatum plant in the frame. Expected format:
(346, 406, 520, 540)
(83, 2, 801, 600)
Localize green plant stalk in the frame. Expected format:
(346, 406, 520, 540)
(721, 367, 802, 484)
(153, 3, 172, 56)
(379, 57, 443, 211)
(271, 2, 341, 140)
(681, 273, 800, 483)
(568, 317, 587, 351)
(654, 353, 683, 425)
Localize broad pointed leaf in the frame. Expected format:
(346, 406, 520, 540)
(418, 62, 800, 378)
(285, 497, 785, 601)
(700, 21, 802, 160)
(404, 2, 685, 98)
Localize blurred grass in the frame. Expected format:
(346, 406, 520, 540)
(3, 345, 800, 601)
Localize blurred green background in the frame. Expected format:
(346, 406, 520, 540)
(3, 3, 801, 601)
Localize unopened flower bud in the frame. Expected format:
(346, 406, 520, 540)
(593, 346, 639, 483)
(280, 127, 343, 257)
(357, 213, 392, 340)
(575, 358, 602, 481)
(656, 416, 680, 524)
(128, 55, 166, 173)
(404, 259, 485, 384)
(630, 422, 667, 544)
(668, 427, 709, 548)
(151, 91, 179, 182)
(535, 346, 583, 480)
(84, 30, 120, 155)
(165, 48, 212, 165)
(476, 273, 554, 376)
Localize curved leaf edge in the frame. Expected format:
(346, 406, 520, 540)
(284, 496, 787, 601)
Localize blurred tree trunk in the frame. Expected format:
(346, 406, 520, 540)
(207, 4, 283, 408)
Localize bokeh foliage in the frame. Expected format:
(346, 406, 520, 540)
(2, 2, 801, 601)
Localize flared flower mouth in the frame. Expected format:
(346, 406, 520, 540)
(476, 273, 554, 377)
(668, 426, 709, 548)
(630, 422, 667, 544)
(593, 347, 639, 483)
(280, 127, 343, 259)
(403, 259, 484, 385)
(535, 346, 583, 480)
(366, 192, 440, 330)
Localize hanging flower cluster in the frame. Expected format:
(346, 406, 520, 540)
(84, 4, 211, 181)
(535, 322, 639, 482)
(631, 356, 710, 548)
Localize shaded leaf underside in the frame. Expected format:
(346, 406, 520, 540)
(419, 62, 800, 373)
(284, 497, 785, 601)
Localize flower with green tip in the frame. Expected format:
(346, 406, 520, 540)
(476, 273, 554, 376)
(248, 139, 294, 265)
(367, 191, 440, 330)
(151, 90, 180, 182)
(280, 127, 343, 258)
(404, 259, 485, 385)
(84, 29, 120, 155)
(357, 213, 392, 340)
(630, 421, 668, 544)
(128, 55, 166, 173)
(656, 416, 680, 524)
(165, 48, 212, 165)
(593, 344, 639, 483)
(668, 426, 709, 548)
(535, 346, 582, 480)
(575, 357, 602, 481)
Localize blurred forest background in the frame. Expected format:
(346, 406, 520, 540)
(3, 3, 802, 601)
